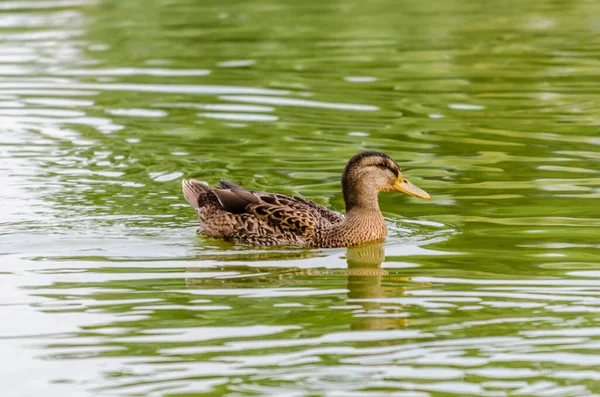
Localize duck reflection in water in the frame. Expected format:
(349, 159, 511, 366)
(185, 243, 419, 330)
(345, 243, 408, 330)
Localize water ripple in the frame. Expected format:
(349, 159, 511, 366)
(1, 0, 600, 396)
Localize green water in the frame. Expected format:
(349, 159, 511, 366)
(1, 0, 600, 395)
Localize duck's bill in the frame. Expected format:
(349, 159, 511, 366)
(392, 178, 430, 200)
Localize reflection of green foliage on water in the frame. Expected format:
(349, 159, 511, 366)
(5, 0, 600, 394)
(36, 245, 415, 359)
(34, 0, 598, 265)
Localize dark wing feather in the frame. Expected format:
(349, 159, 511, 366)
(218, 179, 243, 190)
(212, 188, 259, 214)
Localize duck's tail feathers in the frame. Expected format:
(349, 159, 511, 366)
(182, 179, 211, 210)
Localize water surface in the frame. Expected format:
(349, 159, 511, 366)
(1, 0, 600, 396)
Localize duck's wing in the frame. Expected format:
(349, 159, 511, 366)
(219, 179, 342, 223)
(218, 179, 243, 190)
(287, 193, 344, 224)
(212, 181, 341, 235)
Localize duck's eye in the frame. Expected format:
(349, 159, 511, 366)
(378, 162, 388, 169)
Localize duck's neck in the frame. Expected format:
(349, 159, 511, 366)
(343, 180, 380, 213)
(343, 206, 386, 231)
(321, 208, 386, 248)
(317, 183, 387, 247)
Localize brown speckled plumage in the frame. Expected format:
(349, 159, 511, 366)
(182, 151, 430, 248)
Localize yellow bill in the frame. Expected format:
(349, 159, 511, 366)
(392, 178, 430, 200)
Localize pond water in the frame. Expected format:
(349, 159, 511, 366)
(1, 0, 600, 395)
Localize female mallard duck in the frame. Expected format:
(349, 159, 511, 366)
(182, 151, 430, 248)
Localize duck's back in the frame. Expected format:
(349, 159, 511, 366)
(182, 179, 342, 246)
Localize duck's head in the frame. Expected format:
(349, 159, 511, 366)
(342, 151, 430, 211)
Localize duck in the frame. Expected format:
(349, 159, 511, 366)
(182, 151, 430, 248)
